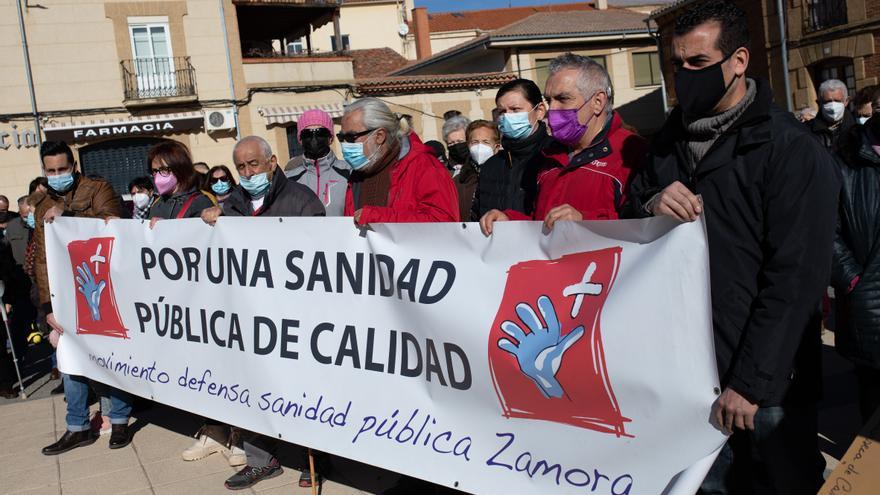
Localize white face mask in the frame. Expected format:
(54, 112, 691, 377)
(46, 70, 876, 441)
(822, 101, 845, 122)
(469, 143, 495, 166)
(858, 116, 870, 125)
(132, 193, 151, 209)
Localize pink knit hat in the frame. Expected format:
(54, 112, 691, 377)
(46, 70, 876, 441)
(298, 109, 333, 141)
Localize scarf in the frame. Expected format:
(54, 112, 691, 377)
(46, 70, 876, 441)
(682, 78, 757, 169)
(353, 138, 402, 209)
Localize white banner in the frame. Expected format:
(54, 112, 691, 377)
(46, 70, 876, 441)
(46, 216, 726, 494)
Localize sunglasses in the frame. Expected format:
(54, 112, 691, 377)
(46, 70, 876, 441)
(208, 176, 229, 184)
(336, 128, 375, 143)
(300, 128, 331, 140)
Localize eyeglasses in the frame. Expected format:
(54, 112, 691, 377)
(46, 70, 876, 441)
(336, 128, 375, 143)
(208, 176, 229, 184)
(151, 166, 172, 177)
(300, 128, 331, 140)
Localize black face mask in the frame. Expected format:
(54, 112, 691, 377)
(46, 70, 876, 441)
(448, 142, 470, 165)
(302, 135, 331, 160)
(674, 52, 738, 118)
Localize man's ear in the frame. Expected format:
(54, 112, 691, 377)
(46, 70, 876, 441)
(375, 128, 388, 146)
(732, 47, 749, 77)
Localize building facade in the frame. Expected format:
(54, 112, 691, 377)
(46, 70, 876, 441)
(0, 0, 358, 201)
(650, 0, 879, 112)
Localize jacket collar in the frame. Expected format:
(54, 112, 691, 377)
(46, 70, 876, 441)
(227, 165, 287, 214)
(567, 112, 620, 168)
(288, 151, 338, 175)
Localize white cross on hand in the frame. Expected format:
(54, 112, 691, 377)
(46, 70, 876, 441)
(89, 244, 107, 275)
(562, 262, 603, 318)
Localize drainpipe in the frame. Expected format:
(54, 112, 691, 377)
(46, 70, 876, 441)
(645, 20, 669, 115)
(776, 0, 793, 112)
(15, 0, 41, 147)
(218, 0, 241, 139)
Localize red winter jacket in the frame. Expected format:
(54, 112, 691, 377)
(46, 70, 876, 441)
(344, 138, 460, 224)
(506, 112, 647, 221)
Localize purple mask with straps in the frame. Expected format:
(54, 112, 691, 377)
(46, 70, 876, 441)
(547, 96, 600, 147)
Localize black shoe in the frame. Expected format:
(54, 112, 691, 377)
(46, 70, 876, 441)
(109, 424, 131, 449)
(42, 430, 97, 455)
(0, 383, 17, 399)
(224, 459, 283, 490)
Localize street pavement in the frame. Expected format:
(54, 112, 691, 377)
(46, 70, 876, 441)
(0, 330, 862, 494)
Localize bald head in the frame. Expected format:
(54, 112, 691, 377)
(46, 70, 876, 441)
(232, 135, 277, 179)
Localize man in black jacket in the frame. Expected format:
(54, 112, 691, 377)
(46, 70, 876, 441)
(831, 116, 880, 422)
(628, 2, 839, 493)
(200, 136, 324, 491)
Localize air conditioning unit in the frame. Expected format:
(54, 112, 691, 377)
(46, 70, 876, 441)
(204, 107, 236, 132)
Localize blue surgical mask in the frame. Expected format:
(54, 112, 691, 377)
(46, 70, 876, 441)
(499, 109, 535, 140)
(858, 116, 870, 125)
(211, 181, 231, 195)
(341, 130, 381, 170)
(47, 172, 74, 193)
(25, 211, 35, 229)
(239, 172, 270, 198)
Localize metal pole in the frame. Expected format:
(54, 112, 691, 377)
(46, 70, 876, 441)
(15, 0, 41, 147)
(218, 0, 241, 139)
(776, 0, 794, 112)
(646, 20, 669, 115)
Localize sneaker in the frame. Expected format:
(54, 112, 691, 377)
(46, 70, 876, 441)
(182, 432, 228, 461)
(224, 459, 282, 490)
(226, 445, 246, 467)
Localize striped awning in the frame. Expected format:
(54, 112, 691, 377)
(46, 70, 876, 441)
(258, 103, 345, 125)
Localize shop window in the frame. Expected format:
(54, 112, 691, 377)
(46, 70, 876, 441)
(633, 52, 662, 87)
(80, 138, 169, 197)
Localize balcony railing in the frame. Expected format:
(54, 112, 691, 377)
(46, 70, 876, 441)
(121, 56, 197, 101)
(805, 0, 848, 32)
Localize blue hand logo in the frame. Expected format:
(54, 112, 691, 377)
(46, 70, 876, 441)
(498, 295, 584, 399)
(75, 262, 106, 321)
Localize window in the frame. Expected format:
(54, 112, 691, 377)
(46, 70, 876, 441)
(534, 56, 606, 92)
(286, 124, 302, 160)
(814, 58, 856, 96)
(129, 21, 176, 94)
(633, 52, 662, 87)
(287, 38, 304, 55)
(806, 0, 847, 32)
(330, 35, 350, 52)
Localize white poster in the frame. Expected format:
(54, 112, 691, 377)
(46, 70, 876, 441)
(46, 216, 726, 494)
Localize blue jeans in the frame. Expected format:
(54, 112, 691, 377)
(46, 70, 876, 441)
(63, 374, 132, 431)
(699, 405, 825, 495)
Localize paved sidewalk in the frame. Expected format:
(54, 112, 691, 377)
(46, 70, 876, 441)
(0, 394, 402, 495)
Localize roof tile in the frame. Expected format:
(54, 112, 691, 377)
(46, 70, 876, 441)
(350, 47, 410, 78)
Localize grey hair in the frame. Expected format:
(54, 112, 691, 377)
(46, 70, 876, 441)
(548, 53, 614, 113)
(442, 115, 470, 142)
(818, 79, 848, 99)
(233, 135, 273, 160)
(344, 97, 403, 139)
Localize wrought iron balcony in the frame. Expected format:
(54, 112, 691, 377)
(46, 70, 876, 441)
(121, 56, 197, 102)
(805, 0, 848, 33)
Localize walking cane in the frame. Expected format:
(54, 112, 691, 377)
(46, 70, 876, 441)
(308, 448, 317, 495)
(0, 281, 27, 399)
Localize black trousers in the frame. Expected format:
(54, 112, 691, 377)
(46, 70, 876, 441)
(855, 365, 880, 422)
(698, 404, 825, 495)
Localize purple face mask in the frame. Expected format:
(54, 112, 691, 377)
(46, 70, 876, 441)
(547, 95, 600, 147)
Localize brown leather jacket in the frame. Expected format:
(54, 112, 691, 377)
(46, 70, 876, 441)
(30, 174, 124, 313)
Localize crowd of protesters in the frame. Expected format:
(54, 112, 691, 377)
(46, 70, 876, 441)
(2, 1, 880, 493)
